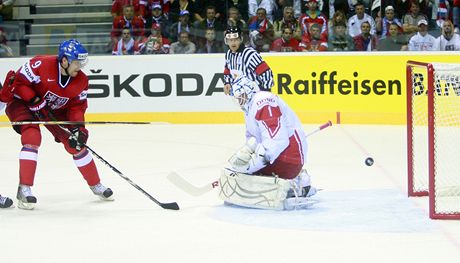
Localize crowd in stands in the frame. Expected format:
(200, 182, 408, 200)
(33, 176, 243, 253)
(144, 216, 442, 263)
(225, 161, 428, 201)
(0, 0, 14, 57)
(109, 0, 460, 54)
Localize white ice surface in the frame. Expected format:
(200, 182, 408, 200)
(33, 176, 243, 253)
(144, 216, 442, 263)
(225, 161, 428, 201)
(0, 124, 459, 263)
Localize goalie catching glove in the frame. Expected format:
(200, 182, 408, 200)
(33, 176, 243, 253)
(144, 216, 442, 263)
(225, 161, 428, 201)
(68, 126, 88, 151)
(228, 137, 268, 173)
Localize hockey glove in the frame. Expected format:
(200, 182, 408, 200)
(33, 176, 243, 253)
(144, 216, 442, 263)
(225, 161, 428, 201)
(0, 70, 16, 103)
(28, 96, 50, 120)
(68, 126, 88, 151)
(230, 140, 268, 173)
(228, 137, 258, 167)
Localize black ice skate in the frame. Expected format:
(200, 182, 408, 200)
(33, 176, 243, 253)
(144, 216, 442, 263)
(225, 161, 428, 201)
(0, 195, 13, 208)
(90, 183, 114, 201)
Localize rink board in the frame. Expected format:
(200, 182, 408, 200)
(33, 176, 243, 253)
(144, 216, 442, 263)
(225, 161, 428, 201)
(1, 52, 460, 124)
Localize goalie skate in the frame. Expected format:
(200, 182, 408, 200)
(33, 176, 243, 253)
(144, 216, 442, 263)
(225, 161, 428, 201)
(0, 195, 13, 208)
(17, 185, 37, 210)
(283, 196, 319, 210)
(90, 183, 114, 201)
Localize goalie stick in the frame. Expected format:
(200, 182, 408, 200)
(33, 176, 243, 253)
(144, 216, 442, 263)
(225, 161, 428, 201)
(56, 124, 179, 210)
(168, 120, 333, 196)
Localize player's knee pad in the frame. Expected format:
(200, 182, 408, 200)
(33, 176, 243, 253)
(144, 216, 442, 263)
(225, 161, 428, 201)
(20, 125, 41, 147)
(218, 168, 292, 210)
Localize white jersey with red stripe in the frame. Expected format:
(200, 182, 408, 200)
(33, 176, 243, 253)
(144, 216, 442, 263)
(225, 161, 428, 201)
(244, 91, 307, 166)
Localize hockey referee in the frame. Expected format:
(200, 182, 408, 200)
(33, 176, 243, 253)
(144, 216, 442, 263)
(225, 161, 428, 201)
(223, 26, 274, 95)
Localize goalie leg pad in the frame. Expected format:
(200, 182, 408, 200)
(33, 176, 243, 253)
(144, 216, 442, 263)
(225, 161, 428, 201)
(218, 168, 292, 210)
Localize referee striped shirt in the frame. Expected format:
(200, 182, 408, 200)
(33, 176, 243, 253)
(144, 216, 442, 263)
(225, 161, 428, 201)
(224, 46, 274, 91)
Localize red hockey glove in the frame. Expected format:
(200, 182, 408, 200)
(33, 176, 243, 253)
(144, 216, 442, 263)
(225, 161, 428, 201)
(68, 126, 88, 151)
(0, 70, 16, 103)
(28, 96, 50, 120)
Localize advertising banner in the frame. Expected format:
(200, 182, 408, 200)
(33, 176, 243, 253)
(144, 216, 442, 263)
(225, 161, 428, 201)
(1, 52, 459, 124)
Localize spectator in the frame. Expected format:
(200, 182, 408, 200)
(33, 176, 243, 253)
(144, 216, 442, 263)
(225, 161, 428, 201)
(352, 20, 378, 51)
(328, 21, 355, 51)
(435, 0, 449, 28)
(169, 0, 198, 23)
(112, 27, 136, 55)
(402, 1, 428, 37)
(299, 23, 328, 51)
(0, 0, 14, 21)
(408, 19, 436, 51)
(248, 8, 275, 51)
(433, 20, 460, 51)
(328, 10, 347, 36)
(170, 31, 196, 53)
(226, 7, 248, 31)
(348, 2, 376, 37)
(454, 0, 460, 32)
(270, 27, 300, 51)
(377, 23, 408, 51)
(0, 27, 13, 57)
(147, 0, 171, 19)
(196, 28, 224, 53)
(111, 0, 143, 18)
(146, 4, 170, 39)
(273, 6, 302, 40)
(381, 0, 411, 20)
(299, 0, 328, 41)
(332, 0, 351, 17)
(228, 0, 249, 21)
(195, 0, 236, 24)
(111, 5, 145, 48)
(170, 10, 193, 42)
(193, 5, 225, 39)
(376, 5, 403, 39)
(249, 0, 278, 23)
(137, 23, 171, 54)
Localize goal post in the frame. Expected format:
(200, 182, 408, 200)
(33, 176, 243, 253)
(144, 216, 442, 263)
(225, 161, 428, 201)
(406, 60, 460, 220)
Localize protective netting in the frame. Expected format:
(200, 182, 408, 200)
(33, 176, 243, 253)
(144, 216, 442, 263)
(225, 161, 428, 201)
(409, 62, 460, 218)
(410, 64, 429, 195)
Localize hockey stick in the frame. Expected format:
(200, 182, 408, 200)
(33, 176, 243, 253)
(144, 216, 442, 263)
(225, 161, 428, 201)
(305, 120, 332, 137)
(57, 124, 179, 210)
(84, 143, 179, 210)
(168, 120, 333, 196)
(167, 172, 219, 197)
(0, 121, 167, 126)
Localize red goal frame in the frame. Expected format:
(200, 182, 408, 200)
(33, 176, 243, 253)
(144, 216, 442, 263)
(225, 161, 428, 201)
(406, 60, 460, 220)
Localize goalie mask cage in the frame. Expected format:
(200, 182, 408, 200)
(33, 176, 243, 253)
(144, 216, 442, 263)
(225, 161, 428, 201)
(407, 61, 460, 220)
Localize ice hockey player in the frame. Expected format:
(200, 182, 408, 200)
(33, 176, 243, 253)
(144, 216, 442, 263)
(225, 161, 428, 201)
(0, 39, 114, 210)
(220, 75, 317, 210)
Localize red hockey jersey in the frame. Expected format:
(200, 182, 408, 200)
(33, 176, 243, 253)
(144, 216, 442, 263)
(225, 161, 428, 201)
(12, 55, 88, 121)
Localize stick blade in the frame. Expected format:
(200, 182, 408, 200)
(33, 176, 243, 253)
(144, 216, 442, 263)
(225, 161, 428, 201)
(160, 202, 180, 210)
(167, 172, 215, 196)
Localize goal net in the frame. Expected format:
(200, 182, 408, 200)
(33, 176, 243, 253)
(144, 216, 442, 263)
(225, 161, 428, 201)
(406, 61, 460, 220)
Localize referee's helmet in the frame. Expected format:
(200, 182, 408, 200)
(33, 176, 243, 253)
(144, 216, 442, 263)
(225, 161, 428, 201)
(224, 26, 242, 44)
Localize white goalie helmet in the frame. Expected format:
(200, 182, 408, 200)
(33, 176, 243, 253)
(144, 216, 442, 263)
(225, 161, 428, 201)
(230, 75, 259, 112)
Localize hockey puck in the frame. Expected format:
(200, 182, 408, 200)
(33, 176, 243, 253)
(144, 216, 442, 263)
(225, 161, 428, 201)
(365, 157, 374, 166)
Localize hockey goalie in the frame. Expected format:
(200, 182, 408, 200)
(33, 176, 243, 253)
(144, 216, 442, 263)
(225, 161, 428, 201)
(221, 75, 317, 210)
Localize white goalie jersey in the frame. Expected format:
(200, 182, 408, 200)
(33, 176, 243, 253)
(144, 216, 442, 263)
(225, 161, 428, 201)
(244, 91, 307, 166)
